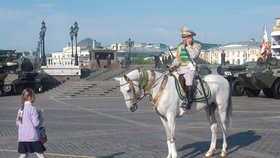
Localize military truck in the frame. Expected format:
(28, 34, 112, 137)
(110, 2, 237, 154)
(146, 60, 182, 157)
(0, 50, 43, 96)
(216, 62, 257, 96)
(236, 57, 280, 99)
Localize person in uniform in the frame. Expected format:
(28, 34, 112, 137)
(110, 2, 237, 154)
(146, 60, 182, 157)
(170, 26, 201, 109)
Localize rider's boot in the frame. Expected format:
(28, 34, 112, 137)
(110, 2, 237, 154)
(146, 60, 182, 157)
(181, 86, 193, 110)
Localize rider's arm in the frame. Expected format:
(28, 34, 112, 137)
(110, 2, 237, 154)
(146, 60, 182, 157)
(186, 43, 201, 60)
(168, 46, 182, 72)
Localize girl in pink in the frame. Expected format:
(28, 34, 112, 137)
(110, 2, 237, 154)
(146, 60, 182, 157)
(16, 88, 46, 158)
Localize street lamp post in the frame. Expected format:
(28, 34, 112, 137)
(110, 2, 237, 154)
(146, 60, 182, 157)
(73, 21, 79, 66)
(70, 26, 74, 64)
(41, 21, 47, 66)
(125, 38, 134, 68)
(36, 41, 41, 67)
(247, 48, 249, 62)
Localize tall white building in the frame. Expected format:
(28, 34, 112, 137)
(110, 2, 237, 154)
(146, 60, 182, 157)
(201, 39, 261, 65)
(271, 17, 280, 59)
(48, 38, 102, 68)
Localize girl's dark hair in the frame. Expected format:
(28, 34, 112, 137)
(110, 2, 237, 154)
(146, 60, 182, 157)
(18, 88, 35, 123)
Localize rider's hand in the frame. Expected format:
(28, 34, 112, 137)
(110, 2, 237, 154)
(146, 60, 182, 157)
(168, 65, 177, 73)
(169, 67, 173, 73)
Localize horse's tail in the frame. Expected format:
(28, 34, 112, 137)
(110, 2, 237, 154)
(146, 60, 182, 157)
(226, 92, 233, 128)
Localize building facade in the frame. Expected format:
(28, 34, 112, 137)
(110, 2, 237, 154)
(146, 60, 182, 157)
(271, 17, 280, 59)
(48, 38, 102, 68)
(89, 49, 121, 69)
(200, 39, 261, 65)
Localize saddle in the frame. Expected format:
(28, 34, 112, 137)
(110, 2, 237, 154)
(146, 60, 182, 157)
(171, 73, 211, 101)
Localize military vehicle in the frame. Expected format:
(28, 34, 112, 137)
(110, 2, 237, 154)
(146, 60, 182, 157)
(216, 62, 257, 96)
(197, 64, 212, 76)
(0, 49, 43, 96)
(236, 57, 280, 99)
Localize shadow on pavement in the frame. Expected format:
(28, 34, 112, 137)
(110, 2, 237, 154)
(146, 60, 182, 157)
(178, 130, 261, 158)
(100, 152, 125, 158)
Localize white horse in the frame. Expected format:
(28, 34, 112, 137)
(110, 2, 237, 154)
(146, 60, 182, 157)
(115, 68, 232, 158)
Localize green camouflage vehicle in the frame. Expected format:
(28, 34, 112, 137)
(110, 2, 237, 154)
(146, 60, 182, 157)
(0, 50, 42, 96)
(236, 57, 280, 99)
(216, 62, 257, 96)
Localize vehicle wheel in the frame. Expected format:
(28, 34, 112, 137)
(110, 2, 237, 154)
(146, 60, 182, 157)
(231, 79, 244, 96)
(262, 88, 274, 98)
(245, 88, 260, 97)
(272, 79, 280, 99)
(3, 85, 12, 93)
(37, 85, 44, 93)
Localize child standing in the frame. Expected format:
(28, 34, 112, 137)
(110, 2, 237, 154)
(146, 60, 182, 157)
(16, 88, 46, 158)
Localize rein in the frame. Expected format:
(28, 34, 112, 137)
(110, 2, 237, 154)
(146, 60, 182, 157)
(120, 68, 169, 120)
(136, 68, 168, 104)
(119, 77, 139, 102)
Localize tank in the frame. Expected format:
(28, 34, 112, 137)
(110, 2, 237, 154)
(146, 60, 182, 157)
(0, 50, 42, 96)
(216, 62, 257, 96)
(236, 56, 280, 99)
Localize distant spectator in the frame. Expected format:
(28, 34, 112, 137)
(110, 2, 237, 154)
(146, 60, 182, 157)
(106, 54, 111, 69)
(162, 56, 168, 71)
(96, 55, 100, 69)
(154, 54, 160, 70)
(124, 54, 130, 69)
(168, 54, 172, 64)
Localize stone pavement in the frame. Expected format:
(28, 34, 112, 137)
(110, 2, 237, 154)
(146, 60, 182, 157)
(0, 92, 280, 158)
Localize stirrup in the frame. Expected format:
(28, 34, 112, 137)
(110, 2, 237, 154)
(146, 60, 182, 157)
(180, 100, 191, 110)
(180, 100, 192, 110)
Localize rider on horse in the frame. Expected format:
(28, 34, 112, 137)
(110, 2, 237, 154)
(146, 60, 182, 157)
(169, 26, 201, 110)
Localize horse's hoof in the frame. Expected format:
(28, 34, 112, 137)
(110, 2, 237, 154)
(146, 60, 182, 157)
(204, 151, 213, 157)
(220, 150, 227, 157)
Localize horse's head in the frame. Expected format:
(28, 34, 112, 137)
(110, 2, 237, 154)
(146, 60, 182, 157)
(115, 74, 140, 112)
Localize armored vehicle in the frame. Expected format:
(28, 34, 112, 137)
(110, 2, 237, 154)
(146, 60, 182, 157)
(197, 64, 212, 76)
(217, 62, 257, 96)
(236, 57, 280, 99)
(0, 50, 42, 96)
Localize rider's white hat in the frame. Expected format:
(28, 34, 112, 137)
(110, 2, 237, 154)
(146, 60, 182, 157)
(181, 26, 196, 37)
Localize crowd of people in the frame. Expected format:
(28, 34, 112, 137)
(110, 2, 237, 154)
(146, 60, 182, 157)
(95, 54, 112, 70)
(154, 54, 174, 71)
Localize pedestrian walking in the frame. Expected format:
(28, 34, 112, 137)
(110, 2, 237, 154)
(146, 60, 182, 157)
(16, 88, 46, 158)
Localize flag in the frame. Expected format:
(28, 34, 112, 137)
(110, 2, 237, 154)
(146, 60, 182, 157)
(261, 26, 270, 59)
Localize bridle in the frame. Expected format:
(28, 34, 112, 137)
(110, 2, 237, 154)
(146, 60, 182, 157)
(119, 74, 141, 102)
(119, 68, 166, 104)
(119, 68, 169, 120)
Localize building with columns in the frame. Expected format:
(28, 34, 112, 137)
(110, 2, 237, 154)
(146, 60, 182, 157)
(200, 39, 261, 65)
(48, 38, 102, 68)
(271, 17, 280, 59)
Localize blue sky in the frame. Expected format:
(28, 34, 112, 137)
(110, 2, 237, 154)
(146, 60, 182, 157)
(0, 0, 279, 53)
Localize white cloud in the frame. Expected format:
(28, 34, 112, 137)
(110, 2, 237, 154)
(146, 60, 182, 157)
(0, 8, 31, 20)
(241, 5, 280, 17)
(35, 3, 55, 10)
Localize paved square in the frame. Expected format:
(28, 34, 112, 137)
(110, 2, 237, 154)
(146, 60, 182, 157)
(0, 93, 280, 158)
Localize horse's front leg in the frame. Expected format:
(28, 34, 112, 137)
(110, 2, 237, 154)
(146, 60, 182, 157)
(161, 116, 177, 158)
